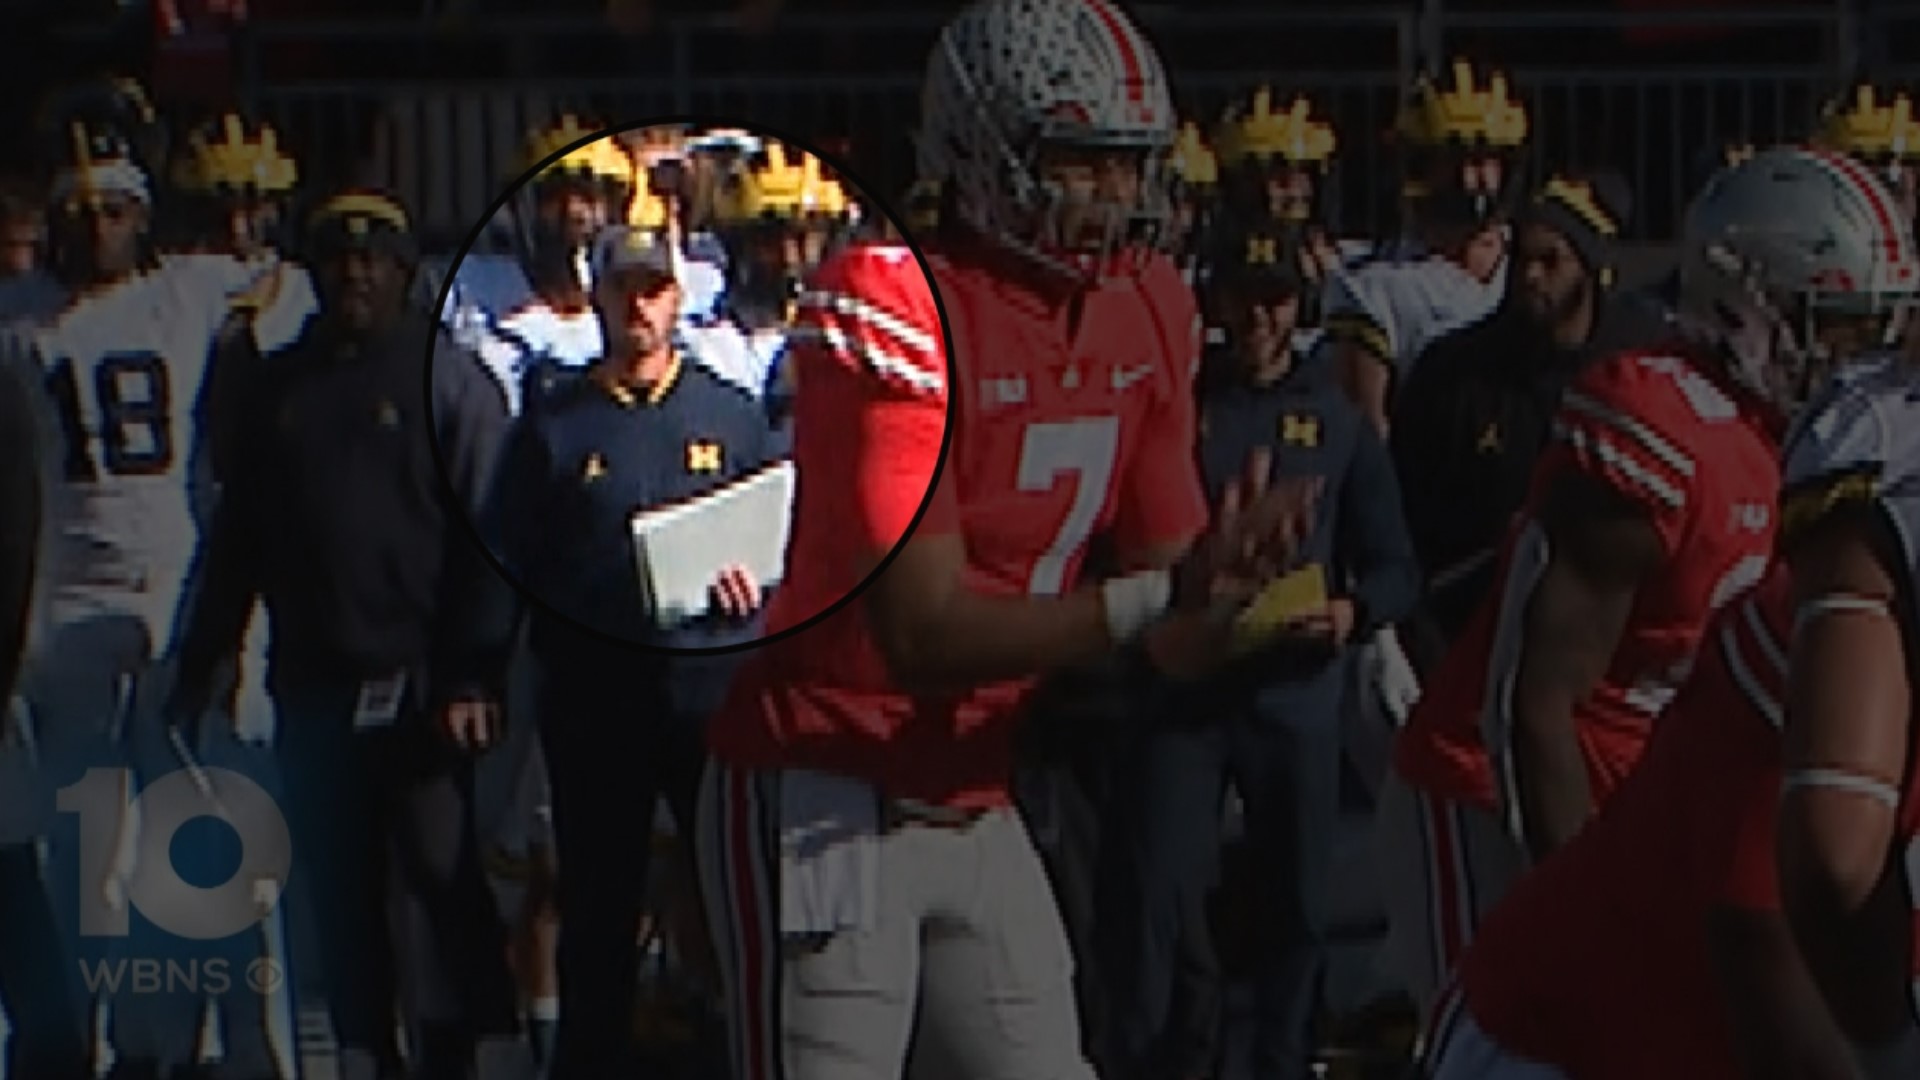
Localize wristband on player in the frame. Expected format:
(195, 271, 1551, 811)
(1100, 569, 1172, 645)
(1853, 1023, 1920, 1080)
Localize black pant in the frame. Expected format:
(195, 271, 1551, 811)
(1017, 672, 1219, 1077)
(536, 659, 706, 1080)
(0, 842, 89, 1079)
(1104, 672, 1346, 1080)
(1014, 750, 1110, 1060)
(271, 671, 518, 1080)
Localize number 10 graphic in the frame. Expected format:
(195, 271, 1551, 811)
(59, 766, 291, 941)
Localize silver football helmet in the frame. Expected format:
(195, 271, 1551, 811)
(916, 0, 1176, 276)
(1677, 145, 1920, 414)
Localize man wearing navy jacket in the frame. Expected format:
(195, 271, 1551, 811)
(478, 223, 776, 1080)
(1104, 225, 1420, 1080)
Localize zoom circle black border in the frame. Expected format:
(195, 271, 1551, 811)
(423, 114, 958, 658)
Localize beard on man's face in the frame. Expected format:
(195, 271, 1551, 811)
(1522, 273, 1589, 329)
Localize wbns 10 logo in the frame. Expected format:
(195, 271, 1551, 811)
(58, 765, 292, 948)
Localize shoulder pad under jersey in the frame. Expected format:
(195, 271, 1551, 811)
(444, 254, 535, 326)
(678, 257, 728, 326)
(1781, 355, 1920, 557)
(1321, 261, 1395, 361)
(242, 262, 319, 355)
(678, 320, 766, 399)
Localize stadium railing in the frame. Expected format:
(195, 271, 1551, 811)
(231, 4, 1854, 245)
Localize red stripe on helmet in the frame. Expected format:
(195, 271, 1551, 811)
(1082, 0, 1146, 106)
(1808, 147, 1912, 269)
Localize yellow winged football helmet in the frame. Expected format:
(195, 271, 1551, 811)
(172, 113, 299, 195)
(1170, 121, 1219, 187)
(517, 115, 633, 184)
(1815, 84, 1920, 163)
(1215, 89, 1336, 168)
(1396, 59, 1528, 149)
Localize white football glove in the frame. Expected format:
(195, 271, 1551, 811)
(1366, 626, 1421, 726)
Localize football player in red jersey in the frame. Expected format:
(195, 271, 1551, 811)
(1421, 566, 1853, 1079)
(1379, 144, 1920, 1017)
(1424, 353, 1920, 1080)
(697, 2, 1317, 1078)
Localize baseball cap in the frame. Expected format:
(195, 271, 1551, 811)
(1215, 223, 1306, 303)
(595, 224, 678, 290)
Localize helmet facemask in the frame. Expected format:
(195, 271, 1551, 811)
(1862, 154, 1920, 228)
(1028, 135, 1172, 270)
(1697, 244, 1911, 419)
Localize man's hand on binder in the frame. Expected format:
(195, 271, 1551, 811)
(711, 564, 763, 621)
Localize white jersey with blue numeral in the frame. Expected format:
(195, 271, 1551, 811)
(27, 254, 256, 656)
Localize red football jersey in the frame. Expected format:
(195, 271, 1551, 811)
(1396, 345, 1782, 816)
(707, 241, 1208, 807)
(1457, 567, 1791, 1078)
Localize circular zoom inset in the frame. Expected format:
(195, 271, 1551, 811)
(426, 117, 953, 656)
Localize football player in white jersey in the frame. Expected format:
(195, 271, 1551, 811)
(1323, 60, 1526, 436)
(144, 111, 317, 1080)
(1315, 63, 1527, 811)
(1814, 83, 1920, 227)
(704, 139, 860, 419)
(432, 116, 640, 415)
(169, 113, 319, 362)
(14, 123, 293, 1080)
(1774, 351, 1920, 1080)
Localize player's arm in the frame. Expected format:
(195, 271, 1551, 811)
(1776, 500, 1916, 1057)
(864, 447, 1311, 693)
(463, 407, 554, 673)
(1335, 418, 1421, 640)
(168, 378, 272, 727)
(1502, 470, 1664, 860)
(1328, 338, 1392, 437)
(428, 337, 514, 707)
(1707, 904, 1861, 1080)
(1694, 582, 1863, 1079)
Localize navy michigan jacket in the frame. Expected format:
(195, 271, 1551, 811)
(1194, 348, 1420, 700)
(483, 352, 779, 713)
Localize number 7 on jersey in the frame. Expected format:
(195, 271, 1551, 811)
(1016, 416, 1121, 596)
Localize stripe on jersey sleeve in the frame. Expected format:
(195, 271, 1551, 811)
(792, 286, 944, 397)
(1551, 389, 1696, 514)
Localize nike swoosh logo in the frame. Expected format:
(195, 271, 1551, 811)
(1111, 363, 1155, 390)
